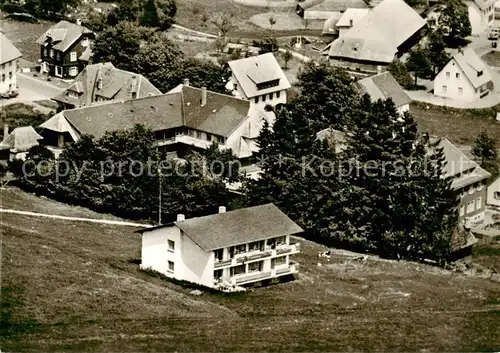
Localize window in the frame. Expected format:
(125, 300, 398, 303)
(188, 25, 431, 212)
(269, 92, 273, 100)
(196, 131, 202, 139)
(214, 269, 223, 279)
(262, 94, 266, 102)
(230, 264, 245, 276)
(55, 66, 63, 77)
(476, 197, 482, 210)
(442, 85, 447, 93)
(231, 244, 246, 257)
(214, 248, 223, 262)
(8, 72, 12, 79)
(456, 73, 460, 79)
(248, 241, 262, 252)
(50, 49, 54, 58)
(248, 261, 263, 272)
(466, 200, 474, 214)
(494, 191, 500, 200)
(70, 52, 77, 62)
(69, 66, 78, 77)
(276, 91, 280, 98)
(272, 256, 287, 268)
(8, 61, 12, 67)
(81, 37, 89, 47)
(56, 51, 61, 60)
(276, 236, 286, 246)
(218, 136, 225, 144)
(233, 83, 237, 90)
(446, 72, 450, 78)
(44, 47, 48, 56)
(168, 240, 175, 252)
(168, 261, 174, 272)
(1, 74, 5, 82)
(459, 205, 465, 216)
(207, 134, 212, 141)
(254, 96, 259, 103)
(458, 87, 463, 95)
(189, 129, 195, 136)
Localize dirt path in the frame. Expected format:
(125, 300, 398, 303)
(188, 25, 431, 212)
(0, 208, 153, 228)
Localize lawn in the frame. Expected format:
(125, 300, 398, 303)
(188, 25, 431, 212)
(482, 50, 500, 68)
(0, 19, 53, 63)
(1, 187, 500, 351)
(411, 102, 500, 147)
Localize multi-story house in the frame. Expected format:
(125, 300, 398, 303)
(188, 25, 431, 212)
(36, 20, 95, 79)
(467, 0, 496, 35)
(326, 0, 426, 74)
(137, 204, 303, 291)
(39, 83, 273, 161)
(433, 48, 494, 102)
(0, 32, 22, 94)
(226, 53, 291, 110)
(438, 138, 491, 226)
(356, 71, 412, 115)
(487, 175, 500, 208)
(52, 62, 162, 110)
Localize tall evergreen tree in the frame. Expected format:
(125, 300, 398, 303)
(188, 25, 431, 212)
(140, 0, 159, 28)
(471, 132, 499, 176)
(438, 1, 472, 46)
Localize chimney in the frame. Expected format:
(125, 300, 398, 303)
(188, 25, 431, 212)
(3, 123, 8, 137)
(76, 18, 82, 25)
(201, 86, 207, 107)
(218, 206, 226, 214)
(183, 78, 190, 86)
(349, 18, 353, 27)
(177, 214, 185, 222)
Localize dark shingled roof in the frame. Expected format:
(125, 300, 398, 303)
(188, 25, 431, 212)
(138, 204, 303, 251)
(356, 71, 411, 107)
(35, 20, 94, 52)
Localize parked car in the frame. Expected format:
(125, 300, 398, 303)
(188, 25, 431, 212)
(488, 27, 500, 40)
(0, 90, 19, 99)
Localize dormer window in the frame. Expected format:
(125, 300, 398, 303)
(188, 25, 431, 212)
(66, 90, 79, 98)
(256, 79, 280, 91)
(477, 70, 483, 77)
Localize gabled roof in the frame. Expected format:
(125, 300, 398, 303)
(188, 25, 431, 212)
(447, 48, 493, 89)
(228, 53, 291, 98)
(44, 85, 252, 139)
(356, 71, 411, 107)
(35, 20, 93, 52)
(328, 0, 426, 63)
(323, 13, 344, 34)
(300, 0, 368, 11)
(137, 204, 303, 251)
(0, 126, 42, 153)
(335, 8, 370, 27)
(52, 63, 162, 108)
(434, 138, 491, 190)
(0, 32, 22, 65)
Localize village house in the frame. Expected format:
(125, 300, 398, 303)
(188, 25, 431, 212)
(39, 83, 272, 161)
(326, 0, 426, 74)
(226, 53, 291, 110)
(0, 125, 42, 161)
(487, 175, 500, 207)
(438, 138, 491, 226)
(324, 8, 370, 37)
(52, 62, 162, 110)
(36, 20, 95, 79)
(296, 0, 369, 21)
(356, 71, 412, 114)
(467, 0, 496, 35)
(137, 204, 302, 291)
(433, 48, 494, 102)
(0, 32, 22, 94)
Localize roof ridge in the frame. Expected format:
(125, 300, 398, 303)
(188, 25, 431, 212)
(184, 85, 250, 103)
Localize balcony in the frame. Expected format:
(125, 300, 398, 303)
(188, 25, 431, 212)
(214, 259, 232, 268)
(235, 250, 272, 263)
(214, 243, 300, 268)
(275, 243, 300, 256)
(232, 263, 298, 286)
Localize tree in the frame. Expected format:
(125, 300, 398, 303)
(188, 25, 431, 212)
(471, 132, 498, 175)
(25, 0, 80, 17)
(438, 2, 471, 46)
(91, 21, 147, 71)
(211, 13, 234, 41)
(252, 37, 278, 54)
(282, 50, 293, 70)
(294, 60, 360, 130)
(388, 60, 414, 89)
(140, 0, 159, 27)
(156, 0, 177, 29)
(426, 29, 450, 75)
(406, 45, 433, 86)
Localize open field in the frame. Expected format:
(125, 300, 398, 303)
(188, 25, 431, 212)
(1, 187, 500, 351)
(0, 19, 52, 63)
(411, 102, 500, 147)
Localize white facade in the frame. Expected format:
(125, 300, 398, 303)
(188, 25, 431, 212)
(487, 176, 500, 207)
(0, 59, 18, 94)
(467, 0, 496, 35)
(140, 222, 300, 289)
(433, 58, 490, 102)
(230, 72, 288, 110)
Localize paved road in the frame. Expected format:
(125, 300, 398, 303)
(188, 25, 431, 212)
(0, 208, 153, 228)
(17, 72, 66, 100)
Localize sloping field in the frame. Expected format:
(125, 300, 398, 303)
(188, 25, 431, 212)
(1, 187, 499, 351)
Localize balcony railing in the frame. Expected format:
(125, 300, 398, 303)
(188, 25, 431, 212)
(214, 243, 301, 268)
(235, 271, 272, 285)
(236, 250, 272, 263)
(232, 264, 298, 285)
(214, 259, 232, 268)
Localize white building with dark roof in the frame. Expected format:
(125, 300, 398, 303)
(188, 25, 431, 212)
(433, 48, 494, 102)
(487, 175, 500, 207)
(0, 32, 22, 94)
(137, 204, 302, 291)
(226, 53, 291, 109)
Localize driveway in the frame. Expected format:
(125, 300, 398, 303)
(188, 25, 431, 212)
(16, 72, 67, 101)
